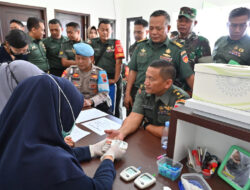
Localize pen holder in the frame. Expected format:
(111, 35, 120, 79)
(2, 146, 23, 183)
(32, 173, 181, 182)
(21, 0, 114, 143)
(157, 157, 183, 181)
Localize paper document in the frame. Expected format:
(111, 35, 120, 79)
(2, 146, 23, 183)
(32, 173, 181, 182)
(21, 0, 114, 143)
(70, 125, 90, 142)
(75, 108, 108, 123)
(83, 117, 121, 136)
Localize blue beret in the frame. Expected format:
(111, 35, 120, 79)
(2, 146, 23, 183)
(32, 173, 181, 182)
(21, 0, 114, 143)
(73, 43, 94, 57)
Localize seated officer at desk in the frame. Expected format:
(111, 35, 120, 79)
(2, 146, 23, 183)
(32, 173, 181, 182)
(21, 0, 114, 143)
(62, 43, 111, 114)
(106, 59, 190, 139)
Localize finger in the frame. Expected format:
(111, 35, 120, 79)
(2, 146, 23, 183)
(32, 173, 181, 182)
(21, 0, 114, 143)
(104, 129, 113, 134)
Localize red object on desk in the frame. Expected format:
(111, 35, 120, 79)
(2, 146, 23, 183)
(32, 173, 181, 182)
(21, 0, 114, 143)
(192, 150, 201, 166)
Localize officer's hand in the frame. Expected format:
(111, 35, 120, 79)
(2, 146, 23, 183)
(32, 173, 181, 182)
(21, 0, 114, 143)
(101, 140, 127, 162)
(84, 99, 93, 107)
(64, 136, 75, 147)
(105, 129, 125, 140)
(89, 139, 107, 158)
(124, 94, 133, 110)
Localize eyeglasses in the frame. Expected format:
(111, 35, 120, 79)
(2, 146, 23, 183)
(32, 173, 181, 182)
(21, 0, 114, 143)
(228, 23, 248, 30)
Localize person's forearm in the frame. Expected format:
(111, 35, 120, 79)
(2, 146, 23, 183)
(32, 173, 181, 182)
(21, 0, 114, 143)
(119, 113, 143, 138)
(91, 92, 109, 106)
(110, 59, 122, 84)
(186, 74, 194, 90)
(62, 58, 76, 67)
(72, 146, 92, 162)
(125, 70, 137, 96)
(145, 125, 164, 138)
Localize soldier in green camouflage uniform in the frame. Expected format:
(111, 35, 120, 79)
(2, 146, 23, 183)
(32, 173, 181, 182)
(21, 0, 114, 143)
(173, 7, 211, 70)
(213, 7, 250, 65)
(27, 17, 49, 72)
(105, 60, 190, 140)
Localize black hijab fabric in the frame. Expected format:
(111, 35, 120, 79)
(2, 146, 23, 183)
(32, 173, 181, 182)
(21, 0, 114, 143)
(0, 74, 84, 189)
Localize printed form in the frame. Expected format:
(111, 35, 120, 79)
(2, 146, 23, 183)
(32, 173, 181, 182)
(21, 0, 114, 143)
(83, 117, 121, 136)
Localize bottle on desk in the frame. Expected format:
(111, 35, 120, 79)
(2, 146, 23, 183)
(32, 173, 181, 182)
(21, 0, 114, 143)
(161, 121, 169, 150)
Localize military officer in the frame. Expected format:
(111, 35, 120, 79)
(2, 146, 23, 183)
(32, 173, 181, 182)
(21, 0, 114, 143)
(43, 19, 68, 76)
(213, 7, 250, 65)
(126, 18, 148, 115)
(9, 19, 25, 31)
(128, 18, 148, 59)
(105, 59, 189, 139)
(62, 42, 111, 113)
(173, 7, 211, 70)
(59, 22, 83, 67)
(125, 10, 194, 113)
(89, 19, 125, 118)
(27, 17, 49, 72)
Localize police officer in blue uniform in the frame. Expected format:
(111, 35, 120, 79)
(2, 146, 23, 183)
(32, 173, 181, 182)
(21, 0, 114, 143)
(62, 43, 111, 113)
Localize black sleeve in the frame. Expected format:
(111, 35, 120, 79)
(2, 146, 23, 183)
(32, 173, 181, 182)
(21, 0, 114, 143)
(72, 146, 91, 162)
(51, 159, 116, 190)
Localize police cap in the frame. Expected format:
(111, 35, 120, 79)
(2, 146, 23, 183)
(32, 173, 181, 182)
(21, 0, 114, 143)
(73, 42, 94, 57)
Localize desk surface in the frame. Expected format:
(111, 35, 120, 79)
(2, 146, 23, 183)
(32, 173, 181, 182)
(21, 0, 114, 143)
(76, 115, 233, 190)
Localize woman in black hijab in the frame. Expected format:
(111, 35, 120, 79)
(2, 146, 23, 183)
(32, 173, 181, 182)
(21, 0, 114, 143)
(0, 74, 126, 190)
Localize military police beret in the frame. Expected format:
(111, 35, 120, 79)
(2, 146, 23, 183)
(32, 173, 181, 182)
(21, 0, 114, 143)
(73, 42, 94, 57)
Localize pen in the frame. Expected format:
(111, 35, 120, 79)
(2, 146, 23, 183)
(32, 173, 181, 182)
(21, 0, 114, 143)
(157, 154, 166, 160)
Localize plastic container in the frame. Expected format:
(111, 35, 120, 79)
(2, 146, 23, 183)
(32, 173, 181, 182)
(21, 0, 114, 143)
(186, 162, 199, 173)
(202, 169, 212, 179)
(181, 173, 212, 190)
(161, 121, 169, 150)
(156, 157, 183, 181)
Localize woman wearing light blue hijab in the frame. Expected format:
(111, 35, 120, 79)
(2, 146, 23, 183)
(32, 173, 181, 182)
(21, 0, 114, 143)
(0, 74, 126, 190)
(0, 60, 43, 113)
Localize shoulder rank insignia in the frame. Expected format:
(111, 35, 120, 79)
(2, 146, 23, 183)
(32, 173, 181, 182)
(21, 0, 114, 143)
(166, 49, 171, 54)
(172, 40, 183, 48)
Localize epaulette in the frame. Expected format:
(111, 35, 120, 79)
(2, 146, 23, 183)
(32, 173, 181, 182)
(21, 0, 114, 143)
(172, 88, 184, 99)
(138, 84, 145, 95)
(137, 38, 148, 43)
(171, 40, 184, 48)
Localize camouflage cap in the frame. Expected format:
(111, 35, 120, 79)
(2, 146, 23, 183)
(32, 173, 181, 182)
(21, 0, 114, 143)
(178, 7, 197, 20)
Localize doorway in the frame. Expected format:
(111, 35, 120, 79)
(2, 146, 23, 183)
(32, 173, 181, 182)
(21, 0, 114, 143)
(55, 10, 90, 41)
(126, 17, 142, 61)
(0, 2, 47, 43)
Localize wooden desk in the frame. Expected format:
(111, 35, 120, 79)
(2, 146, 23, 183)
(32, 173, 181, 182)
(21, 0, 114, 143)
(75, 114, 234, 189)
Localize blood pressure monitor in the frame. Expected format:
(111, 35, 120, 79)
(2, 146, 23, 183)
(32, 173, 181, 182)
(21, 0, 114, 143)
(134, 173, 156, 189)
(120, 166, 141, 181)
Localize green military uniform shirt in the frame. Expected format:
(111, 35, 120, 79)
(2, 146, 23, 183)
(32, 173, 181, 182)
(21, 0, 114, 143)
(43, 35, 68, 70)
(59, 39, 83, 61)
(128, 39, 148, 59)
(27, 36, 49, 72)
(89, 38, 116, 79)
(129, 38, 194, 89)
(212, 35, 250, 65)
(173, 32, 211, 70)
(132, 85, 190, 126)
